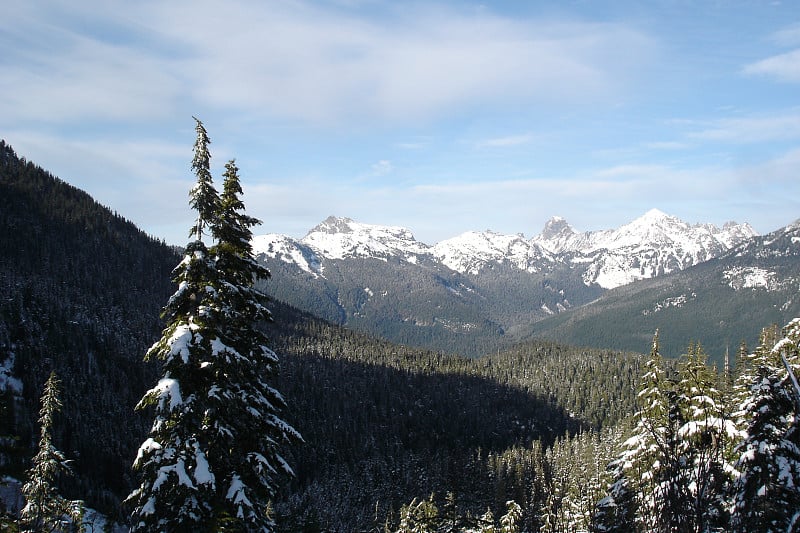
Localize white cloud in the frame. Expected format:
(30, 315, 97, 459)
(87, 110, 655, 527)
(0, 1, 655, 128)
(643, 141, 689, 150)
(688, 112, 800, 143)
(771, 23, 800, 46)
(736, 145, 800, 185)
(370, 160, 393, 176)
(476, 134, 535, 148)
(743, 48, 800, 83)
(0, 3, 183, 124)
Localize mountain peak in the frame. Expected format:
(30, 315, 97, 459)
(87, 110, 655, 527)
(642, 207, 669, 219)
(308, 215, 357, 235)
(628, 208, 679, 228)
(301, 216, 428, 260)
(540, 216, 575, 240)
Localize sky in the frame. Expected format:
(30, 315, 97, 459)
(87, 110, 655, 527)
(2, 1, 799, 246)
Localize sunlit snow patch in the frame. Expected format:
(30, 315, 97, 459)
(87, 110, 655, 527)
(723, 267, 778, 291)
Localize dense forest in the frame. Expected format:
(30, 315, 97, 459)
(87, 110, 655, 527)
(1, 135, 799, 532)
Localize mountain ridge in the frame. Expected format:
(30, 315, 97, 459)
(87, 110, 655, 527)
(252, 210, 763, 357)
(254, 209, 757, 289)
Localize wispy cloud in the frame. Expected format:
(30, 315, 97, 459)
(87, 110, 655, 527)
(370, 160, 393, 176)
(743, 49, 800, 83)
(643, 141, 689, 150)
(1, 0, 655, 127)
(476, 134, 536, 148)
(687, 112, 800, 143)
(0, 3, 182, 124)
(771, 22, 800, 46)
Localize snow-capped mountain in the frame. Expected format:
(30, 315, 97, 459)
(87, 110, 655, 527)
(251, 233, 322, 277)
(252, 210, 757, 290)
(301, 216, 430, 262)
(531, 218, 800, 360)
(532, 209, 757, 288)
(727, 218, 800, 260)
(432, 230, 557, 275)
(250, 210, 778, 358)
(252, 216, 432, 276)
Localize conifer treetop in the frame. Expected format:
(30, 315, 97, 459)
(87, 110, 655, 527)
(189, 117, 218, 241)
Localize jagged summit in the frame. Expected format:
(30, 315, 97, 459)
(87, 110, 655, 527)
(540, 216, 575, 241)
(307, 215, 358, 235)
(432, 230, 555, 275)
(273, 216, 428, 262)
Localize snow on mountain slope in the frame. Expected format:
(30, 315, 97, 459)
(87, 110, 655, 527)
(729, 219, 800, 259)
(432, 230, 555, 275)
(720, 220, 800, 293)
(534, 209, 757, 289)
(252, 210, 758, 289)
(301, 216, 430, 261)
(252, 234, 323, 277)
(252, 216, 433, 276)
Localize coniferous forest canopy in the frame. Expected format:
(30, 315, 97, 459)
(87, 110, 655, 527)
(1, 131, 800, 532)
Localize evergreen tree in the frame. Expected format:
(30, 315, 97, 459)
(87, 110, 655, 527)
(675, 342, 736, 531)
(128, 120, 298, 532)
(731, 319, 800, 532)
(478, 508, 496, 533)
(189, 117, 218, 240)
(19, 372, 83, 533)
(592, 332, 684, 532)
(590, 464, 637, 533)
(395, 496, 439, 533)
(498, 500, 522, 533)
(204, 159, 301, 529)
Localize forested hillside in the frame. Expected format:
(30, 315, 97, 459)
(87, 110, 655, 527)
(0, 140, 175, 511)
(268, 302, 645, 530)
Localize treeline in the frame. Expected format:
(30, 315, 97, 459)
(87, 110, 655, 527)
(378, 320, 800, 533)
(265, 302, 646, 531)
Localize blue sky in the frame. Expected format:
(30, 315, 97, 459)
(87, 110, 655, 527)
(2, 1, 799, 246)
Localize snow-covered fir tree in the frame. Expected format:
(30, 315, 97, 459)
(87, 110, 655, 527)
(128, 120, 299, 532)
(731, 319, 800, 532)
(592, 332, 687, 532)
(499, 500, 522, 533)
(20, 371, 83, 533)
(204, 159, 301, 529)
(675, 342, 736, 531)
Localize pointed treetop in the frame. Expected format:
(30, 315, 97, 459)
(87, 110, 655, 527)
(651, 329, 660, 357)
(189, 117, 218, 242)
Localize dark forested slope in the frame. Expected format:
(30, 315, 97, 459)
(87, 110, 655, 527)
(0, 140, 178, 509)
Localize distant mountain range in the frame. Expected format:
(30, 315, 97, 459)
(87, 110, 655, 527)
(252, 209, 786, 358)
(256, 209, 756, 289)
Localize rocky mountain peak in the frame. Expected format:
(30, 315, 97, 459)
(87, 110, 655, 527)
(540, 216, 575, 241)
(308, 215, 357, 235)
(300, 216, 428, 260)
